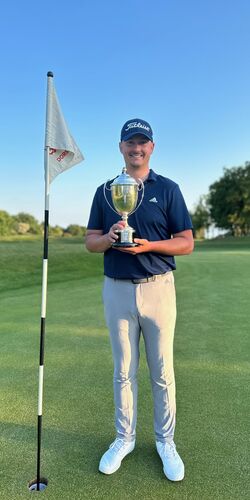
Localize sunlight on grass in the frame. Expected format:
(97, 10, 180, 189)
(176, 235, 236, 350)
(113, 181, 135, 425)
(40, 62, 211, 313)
(0, 237, 249, 499)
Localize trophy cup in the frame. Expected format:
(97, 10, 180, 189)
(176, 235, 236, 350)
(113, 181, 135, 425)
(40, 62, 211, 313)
(104, 167, 144, 247)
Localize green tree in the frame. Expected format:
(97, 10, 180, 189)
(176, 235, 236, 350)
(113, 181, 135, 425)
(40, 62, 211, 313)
(0, 210, 16, 236)
(190, 196, 210, 239)
(208, 162, 250, 236)
(64, 224, 86, 237)
(49, 225, 64, 237)
(14, 212, 42, 235)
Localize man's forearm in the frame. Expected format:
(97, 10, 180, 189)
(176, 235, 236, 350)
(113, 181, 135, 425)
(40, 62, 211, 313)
(147, 236, 194, 255)
(85, 233, 112, 253)
(86, 222, 126, 252)
(118, 230, 194, 256)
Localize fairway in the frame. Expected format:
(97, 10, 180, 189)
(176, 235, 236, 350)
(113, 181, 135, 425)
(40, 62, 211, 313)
(0, 237, 249, 499)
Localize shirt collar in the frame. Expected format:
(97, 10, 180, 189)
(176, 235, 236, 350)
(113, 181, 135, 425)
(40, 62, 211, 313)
(145, 169, 158, 183)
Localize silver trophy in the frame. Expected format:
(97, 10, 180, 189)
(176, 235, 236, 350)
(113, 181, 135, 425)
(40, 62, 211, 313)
(104, 167, 144, 247)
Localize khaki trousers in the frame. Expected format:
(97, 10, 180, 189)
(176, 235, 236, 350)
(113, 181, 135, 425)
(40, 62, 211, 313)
(103, 271, 177, 443)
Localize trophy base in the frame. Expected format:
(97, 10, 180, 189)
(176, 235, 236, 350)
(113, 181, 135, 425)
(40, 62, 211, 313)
(113, 226, 137, 247)
(112, 242, 138, 248)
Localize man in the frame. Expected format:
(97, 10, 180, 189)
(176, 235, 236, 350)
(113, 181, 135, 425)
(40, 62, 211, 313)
(85, 118, 193, 481)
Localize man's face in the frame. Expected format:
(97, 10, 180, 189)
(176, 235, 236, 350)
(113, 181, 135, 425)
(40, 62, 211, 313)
(119, 134, 154, 170)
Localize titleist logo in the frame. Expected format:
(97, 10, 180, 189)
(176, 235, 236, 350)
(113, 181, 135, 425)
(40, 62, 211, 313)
(125, 122, 150, 132)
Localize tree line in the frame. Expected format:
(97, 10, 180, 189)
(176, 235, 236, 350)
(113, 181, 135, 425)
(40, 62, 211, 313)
(0, 211, 87, 237)
(190, 162, 250, 238)
(1, 162, 249, 239)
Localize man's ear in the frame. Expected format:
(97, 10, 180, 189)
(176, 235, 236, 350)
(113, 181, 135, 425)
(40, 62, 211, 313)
(119, 142, 123, 154)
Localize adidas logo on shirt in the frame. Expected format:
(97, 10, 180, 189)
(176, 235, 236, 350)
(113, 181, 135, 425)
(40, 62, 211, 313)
(149, 197, 158, 203)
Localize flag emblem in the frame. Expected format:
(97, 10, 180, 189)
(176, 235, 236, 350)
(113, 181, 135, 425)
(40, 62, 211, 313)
(45, 77, 84, 183)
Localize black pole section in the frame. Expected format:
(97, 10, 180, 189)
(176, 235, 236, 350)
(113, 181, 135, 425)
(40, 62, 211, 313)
(43, 210, 49, 260)
(36, 207, 49, 491)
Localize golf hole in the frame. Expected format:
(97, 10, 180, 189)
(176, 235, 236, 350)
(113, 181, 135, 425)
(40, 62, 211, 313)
(28, 477, 48, 492)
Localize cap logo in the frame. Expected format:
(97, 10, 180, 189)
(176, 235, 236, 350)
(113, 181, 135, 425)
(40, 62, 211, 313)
(125, 121, 150, 132)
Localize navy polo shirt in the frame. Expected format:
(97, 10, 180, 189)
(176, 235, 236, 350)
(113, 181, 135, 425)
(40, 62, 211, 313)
(87, 169, 193, 279)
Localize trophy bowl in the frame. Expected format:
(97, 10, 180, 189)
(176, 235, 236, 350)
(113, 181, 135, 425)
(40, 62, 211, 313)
(104, 168, 144, 247)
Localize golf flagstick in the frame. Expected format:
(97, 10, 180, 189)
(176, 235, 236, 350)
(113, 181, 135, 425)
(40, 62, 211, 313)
(28, 72, 84, 492)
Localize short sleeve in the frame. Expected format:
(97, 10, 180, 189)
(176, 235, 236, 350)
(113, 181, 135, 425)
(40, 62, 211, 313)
(87, 187, 104, 230)
(168, 185, 193, 234)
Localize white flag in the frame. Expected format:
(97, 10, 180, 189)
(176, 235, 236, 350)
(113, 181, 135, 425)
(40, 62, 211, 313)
(45, 77, 84, 183)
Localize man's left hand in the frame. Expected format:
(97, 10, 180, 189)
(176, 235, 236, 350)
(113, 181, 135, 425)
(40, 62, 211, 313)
(115, 238, 151, 255)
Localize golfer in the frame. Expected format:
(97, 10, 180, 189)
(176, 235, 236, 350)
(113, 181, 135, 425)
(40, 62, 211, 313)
(86, 119, 194, 481)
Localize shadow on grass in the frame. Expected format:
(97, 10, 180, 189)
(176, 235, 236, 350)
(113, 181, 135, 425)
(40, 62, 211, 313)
(0, 421, 164, 478)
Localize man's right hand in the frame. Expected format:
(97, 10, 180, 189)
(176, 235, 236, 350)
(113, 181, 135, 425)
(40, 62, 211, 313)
(86, 221, 126, 253)
(107, 221, 126, 244)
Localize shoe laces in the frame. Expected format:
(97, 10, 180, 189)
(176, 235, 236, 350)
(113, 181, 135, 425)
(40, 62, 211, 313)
(109, 438, 128, 454)
(162, 441, 177, 458)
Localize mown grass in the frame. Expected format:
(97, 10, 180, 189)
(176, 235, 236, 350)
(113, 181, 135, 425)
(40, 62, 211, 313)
(0, 237, 103, 294)
(0, 237, 249, 499)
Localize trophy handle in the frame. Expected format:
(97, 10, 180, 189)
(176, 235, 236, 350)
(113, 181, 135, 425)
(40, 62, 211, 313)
(128, 178, 144, 216)
(103, 180, 120, 215)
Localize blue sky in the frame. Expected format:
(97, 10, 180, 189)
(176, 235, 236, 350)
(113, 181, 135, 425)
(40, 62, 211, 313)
(0, 0, 249, 227)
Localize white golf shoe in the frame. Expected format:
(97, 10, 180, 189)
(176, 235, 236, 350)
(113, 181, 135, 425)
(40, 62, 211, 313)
(156, 441, 185, 481)
(99, 438, 135, 474)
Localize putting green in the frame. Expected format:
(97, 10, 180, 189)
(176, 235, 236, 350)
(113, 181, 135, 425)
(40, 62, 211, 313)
(0, 237, 249, 499)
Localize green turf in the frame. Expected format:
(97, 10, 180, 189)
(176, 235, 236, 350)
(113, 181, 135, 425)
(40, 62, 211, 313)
(0, 237, 249, 499)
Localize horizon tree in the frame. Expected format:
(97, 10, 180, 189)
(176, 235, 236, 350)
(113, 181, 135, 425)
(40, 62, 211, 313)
(190, 195, 211, 238)
(208, 162, 250, 236)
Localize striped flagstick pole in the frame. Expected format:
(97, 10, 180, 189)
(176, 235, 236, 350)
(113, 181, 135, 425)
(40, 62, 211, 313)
(36, 72, 53, 491)
(36, 144, 50, 492)
(29, 72, 52, 492)
(28, 71, 83, 492)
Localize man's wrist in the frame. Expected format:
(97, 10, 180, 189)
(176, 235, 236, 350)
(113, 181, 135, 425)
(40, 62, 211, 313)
(105, 233, 112, 249)
(147, 241, 153, 251)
